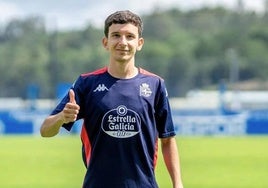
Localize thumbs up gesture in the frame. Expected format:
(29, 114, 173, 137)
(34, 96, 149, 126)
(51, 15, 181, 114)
(69, 89, 76, 104)
(61, 89, 80, 124)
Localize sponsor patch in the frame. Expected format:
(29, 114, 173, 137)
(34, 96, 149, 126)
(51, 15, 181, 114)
(101, 105, 141, 138)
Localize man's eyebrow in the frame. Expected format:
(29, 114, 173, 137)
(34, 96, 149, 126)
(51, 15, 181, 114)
(109, 31, 137, 37)
(110, 31, 119, 34)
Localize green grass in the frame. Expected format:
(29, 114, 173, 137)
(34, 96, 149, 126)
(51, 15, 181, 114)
(177, 136, 268, 188)
(0, 136, 85, 188)
(0, 136, 267, 188)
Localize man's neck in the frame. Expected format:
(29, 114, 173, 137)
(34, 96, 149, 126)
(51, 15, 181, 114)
(107, 62, 138, 79)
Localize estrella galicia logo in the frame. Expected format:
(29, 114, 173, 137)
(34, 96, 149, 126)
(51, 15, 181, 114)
(101, 105, 141, 138)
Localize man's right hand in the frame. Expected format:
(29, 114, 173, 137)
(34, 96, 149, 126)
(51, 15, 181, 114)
(61, 89, 80, 124)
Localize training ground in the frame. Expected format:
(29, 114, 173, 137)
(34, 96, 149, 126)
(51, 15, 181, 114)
(0, 135, 267, 188)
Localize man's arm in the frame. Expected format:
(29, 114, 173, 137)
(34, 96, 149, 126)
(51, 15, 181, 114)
(40, 112, 65, 137)
(161, 136, 184, 188)
(40, 89, 80, 137)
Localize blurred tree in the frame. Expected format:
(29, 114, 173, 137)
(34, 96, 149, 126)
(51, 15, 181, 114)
(0, 16, 49, 97)
(0, 7, 268, 98)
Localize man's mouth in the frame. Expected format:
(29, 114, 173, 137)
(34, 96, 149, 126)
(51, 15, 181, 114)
(117, 49, 129, 52)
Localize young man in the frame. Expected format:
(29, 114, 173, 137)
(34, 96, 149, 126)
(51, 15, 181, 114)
(40, 10, 183, 188)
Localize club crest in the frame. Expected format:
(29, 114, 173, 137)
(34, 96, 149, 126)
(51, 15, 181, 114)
(140, 83, 152, 97)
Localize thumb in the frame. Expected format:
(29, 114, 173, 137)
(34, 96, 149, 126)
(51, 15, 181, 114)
(69, 89, 76, 104)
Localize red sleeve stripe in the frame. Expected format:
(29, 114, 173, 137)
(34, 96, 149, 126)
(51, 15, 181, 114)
(81, 67, 108, 77)
(139, 68, 163, 80)
(80, 123, 92, 167)
(153, 138, 158, 169)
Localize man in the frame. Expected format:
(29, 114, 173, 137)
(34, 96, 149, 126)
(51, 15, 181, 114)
(40, 10, 183, 188)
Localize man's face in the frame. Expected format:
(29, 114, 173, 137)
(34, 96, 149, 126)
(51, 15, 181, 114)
(102, 23, 144, 63)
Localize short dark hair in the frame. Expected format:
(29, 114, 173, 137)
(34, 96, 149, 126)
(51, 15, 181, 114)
(104, 10, 143, 38)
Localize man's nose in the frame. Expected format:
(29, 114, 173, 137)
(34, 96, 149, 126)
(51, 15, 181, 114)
(119, 36, 127, 45)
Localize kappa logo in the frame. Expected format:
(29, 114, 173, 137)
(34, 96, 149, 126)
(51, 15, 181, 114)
(93, 84, 109, 92)
(139, 83, 152, 97)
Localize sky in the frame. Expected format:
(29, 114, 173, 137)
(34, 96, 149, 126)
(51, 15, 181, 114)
(0, 0, 266, 30)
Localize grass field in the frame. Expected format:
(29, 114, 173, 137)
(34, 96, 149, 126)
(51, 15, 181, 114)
(0, 135, 267, 188)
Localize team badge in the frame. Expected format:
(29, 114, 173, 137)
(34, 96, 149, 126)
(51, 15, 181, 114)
(139, 83, 152, 97)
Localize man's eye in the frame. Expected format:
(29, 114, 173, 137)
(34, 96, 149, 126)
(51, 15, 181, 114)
(112, 34, 120, 37)
(127, 35, 135, 39)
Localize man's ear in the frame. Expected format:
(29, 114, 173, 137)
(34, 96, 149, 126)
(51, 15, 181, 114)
(137, 37, 144, 51)
(102, 37, 109, 50)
